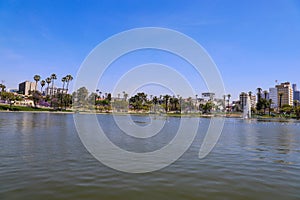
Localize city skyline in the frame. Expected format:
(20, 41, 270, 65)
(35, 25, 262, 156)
(1, 0, 300, 98)
(9, 77, 300, 103)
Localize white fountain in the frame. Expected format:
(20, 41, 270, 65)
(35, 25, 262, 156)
(243, 95, 251, 119)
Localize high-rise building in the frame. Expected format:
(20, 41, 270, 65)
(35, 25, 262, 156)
(276, 82, 293, 107)
(250, 95, 257, 108)
(239, 92, 256, 109)
(269, 88, 278, 108)
(292, 84, 297, 92)
(239, 92, 248, 110)
(18, 81, 37, 95)
(293, 84, 300, 102)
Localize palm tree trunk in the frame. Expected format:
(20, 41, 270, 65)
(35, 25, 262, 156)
(51, 80, 54, 97)
(47, 83, 50, 95)
(66, 81, 70, 94)
(35, 81, 38, 91)
(60, 82, 65, 110)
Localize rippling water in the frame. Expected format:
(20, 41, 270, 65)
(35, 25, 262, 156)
(0, 112, 300, 199)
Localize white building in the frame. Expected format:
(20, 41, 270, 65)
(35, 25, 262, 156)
(45, 87, 67, 96)
(18, 81, 37, 95)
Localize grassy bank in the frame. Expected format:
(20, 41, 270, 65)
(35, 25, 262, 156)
(0, 104, 72, 112)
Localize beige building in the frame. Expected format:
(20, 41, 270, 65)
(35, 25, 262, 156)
(19, 81, 37, 95)
(276, 82, 293, 107)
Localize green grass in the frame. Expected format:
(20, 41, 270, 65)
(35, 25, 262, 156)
(0, 104, 71, 112)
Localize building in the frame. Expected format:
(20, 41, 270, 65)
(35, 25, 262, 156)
(269, 88, 278, 108)
(276, 82, 293, 107)
(19, 81, 37, 95)
(250, 94, 257, 108)
(293, 84, 300, 102)
(294, 91, 300, 102)
(202, 92, 215, 101)
(239, 92, 256, 110)
(239, 92, 248, 110)
(7, 88, 19, 93)
(45, 87, 67, 96)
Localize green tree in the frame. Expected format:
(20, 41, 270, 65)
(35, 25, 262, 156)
(268, 99, 273, 116)
(107, 93, 112, 102)
(201, 101, 214, 114)
(129, 92, 149, 111)
(74, 87, 89, 107)
(1, 91, 15, 101)
(281, 104, 293, 115)
(88, 92, 98, 106)
(256, 98, 264, 113)
(63, 94, 72, 109)
(0, 83, 6, 92)
(32, 91, 42, 107)
(295, 106, 300, 119)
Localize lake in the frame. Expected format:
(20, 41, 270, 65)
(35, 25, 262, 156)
(0, 112, 300, 200)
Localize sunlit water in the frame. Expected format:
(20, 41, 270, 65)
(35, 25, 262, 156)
(0, 112, 299, 200)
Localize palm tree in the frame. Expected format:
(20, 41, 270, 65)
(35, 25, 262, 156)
(223, 95, 226, 112)
(40, 80, 46, 93)
(123, 91, 128, 101)
(248, 91, 253, 108)
(153, 96, 158, 112)
(0, 84, 6, 99)
(195, 94, 198, 110)
(45, 77, 51, 96)
(187, 97, 193, 112)
(33, 75, 41, 91)
(60, 77, 67, 108)
(163, 95, 170, 113)
(65, 75, 73, 94)
(227, 94, 231, 112)
(61, 77, 67, 92)
(50, 73, 57, 96)
(170, 97, 175, 111)
(263, 90, 268, 99)
(257, 88, 262, 101)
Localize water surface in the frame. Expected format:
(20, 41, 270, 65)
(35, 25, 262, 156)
(0, 113, 299, 199)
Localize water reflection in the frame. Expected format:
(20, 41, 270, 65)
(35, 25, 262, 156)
(0, 113, 300, 199)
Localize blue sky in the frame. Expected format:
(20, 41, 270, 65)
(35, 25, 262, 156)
(0, 0, 300, 99)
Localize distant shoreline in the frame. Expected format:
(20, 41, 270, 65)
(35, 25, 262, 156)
(0, 110, 299, 122)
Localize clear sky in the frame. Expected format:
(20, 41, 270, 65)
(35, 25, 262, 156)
(1, 0, 300, 99)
